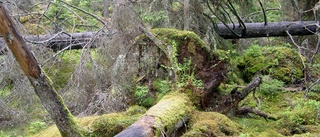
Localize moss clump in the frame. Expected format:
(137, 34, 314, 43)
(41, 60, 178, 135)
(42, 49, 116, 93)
(146, 92, 194, 136)
(152, 79, 171, 101)
(90, 105, 146, 137)
(149, 28, 208, 50)
(237, 45, 303, 83)
(183, 112, 241, 137)
(31, 106, 145, 137)
(275, 99, 320, 136)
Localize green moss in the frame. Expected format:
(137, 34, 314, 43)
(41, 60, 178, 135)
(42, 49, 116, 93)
(90, 106, 146, 137)
(146, 92, 193, 136)
(275, 98, 320, 135)
(183, 112, 241, 137)
(237, 45, 303, 83)
(149, 28, 208, 51)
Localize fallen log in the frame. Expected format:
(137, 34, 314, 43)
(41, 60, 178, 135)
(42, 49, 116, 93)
(217, 21, 319, 39)
(0, 21, 317, 54)
(0, 21, 318, 54)
(25, 32, 99, 51)
(115, 92, 193, 137)
(0, 31, 100, 54)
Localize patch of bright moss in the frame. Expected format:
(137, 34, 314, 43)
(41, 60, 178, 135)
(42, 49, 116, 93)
(235, 89, 320, 136)
(146, 92, 193, 136)
(149, 28, 209, 52)
(183, 112, 241, 137)
(237, 45, 303, 83)
(90, 105, 146, 137)
(31, 106, 146, 137)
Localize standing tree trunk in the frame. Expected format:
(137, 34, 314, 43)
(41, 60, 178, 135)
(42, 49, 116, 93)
(0, 3, 83, 137)
(103, 0, 110, 18)
(183, 0, 190, 30)
(162, 0, 171, 27)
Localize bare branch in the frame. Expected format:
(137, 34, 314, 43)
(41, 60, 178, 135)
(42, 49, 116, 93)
(258, 0, 267, 25)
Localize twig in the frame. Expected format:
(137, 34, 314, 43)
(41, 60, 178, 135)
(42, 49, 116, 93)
(58, 0, 107, 26)
(258, 0, 267, 26)
(206, 0, 241, 37)
(286, 30, 308, 85)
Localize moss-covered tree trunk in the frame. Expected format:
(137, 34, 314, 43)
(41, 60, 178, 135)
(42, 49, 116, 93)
(0, 3, 83, 137)
(115, 92, 193, 137)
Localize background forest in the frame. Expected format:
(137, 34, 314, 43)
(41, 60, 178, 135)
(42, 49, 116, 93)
(0, 0, 319, 137)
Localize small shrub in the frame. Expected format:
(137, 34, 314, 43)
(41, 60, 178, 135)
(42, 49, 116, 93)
(141, 11, 168, 27)
(260, 75, 284, 98)
(152, 79, 170, 101)
(28, 121, 47, 134)
(276, 99, 320, 135)
(134, 86, 155, 107)
(176, 58, 203, 89)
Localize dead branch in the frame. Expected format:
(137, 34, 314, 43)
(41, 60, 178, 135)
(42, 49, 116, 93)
(236, 106, 277, 121)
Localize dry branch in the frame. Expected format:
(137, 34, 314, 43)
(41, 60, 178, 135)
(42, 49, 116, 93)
(237, 106, 277, 121)
(208, 76, 262, 114)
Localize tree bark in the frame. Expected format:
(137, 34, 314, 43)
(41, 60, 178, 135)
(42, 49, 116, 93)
(183, 0, 190, 30)
(103, 0, 110, 18)
(217, 21, 319, 39)
(0, 3, 83, 137)
(25, 32, 98, 51)
(115, 92, 193, 137)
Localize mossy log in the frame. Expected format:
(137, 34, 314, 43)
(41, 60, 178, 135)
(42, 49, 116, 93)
(115, 92, 193, 137)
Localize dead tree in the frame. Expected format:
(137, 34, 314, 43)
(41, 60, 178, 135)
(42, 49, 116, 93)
(0, 2, 83, 137)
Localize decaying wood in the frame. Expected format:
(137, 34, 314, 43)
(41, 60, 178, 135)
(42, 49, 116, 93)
(25, 31, 98, 51)
(115, 92, 193, 137)
(0, 3, 83, 137)
(208, 76, 262, 114)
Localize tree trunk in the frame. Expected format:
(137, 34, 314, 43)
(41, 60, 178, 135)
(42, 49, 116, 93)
(115, 92, 193, 137)
(103, 0, 110, 18)
(0, 3, 83, 137)
(183, 0, 190, 30)
(217, 21, 319, 39)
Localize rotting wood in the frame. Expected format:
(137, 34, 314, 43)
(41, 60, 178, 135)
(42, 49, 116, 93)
(115, 92, 193, 137)
(208, 76, 262, 114)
